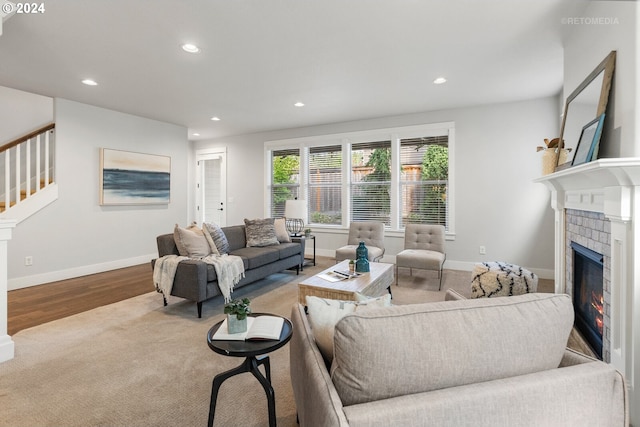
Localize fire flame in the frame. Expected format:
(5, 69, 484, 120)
(591, 291, 604, 336)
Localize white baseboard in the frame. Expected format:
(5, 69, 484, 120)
(8, 254, 155, 291)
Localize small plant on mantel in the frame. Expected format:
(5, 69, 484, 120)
(224, 298, 251, 320)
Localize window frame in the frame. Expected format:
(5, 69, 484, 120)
(265, 122, 455, 237)
(269, 148, 301, 219)
(350, 139, 393, 226)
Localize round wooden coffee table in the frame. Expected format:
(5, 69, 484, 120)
(206, 313, 292, 427)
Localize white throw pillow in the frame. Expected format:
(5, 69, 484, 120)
(273, 217, 291, 243)
(306, 296, 357, 364)
(173, 223, 210, 258)
(306, 293, 392, 364)
(354, 293, 393, 306)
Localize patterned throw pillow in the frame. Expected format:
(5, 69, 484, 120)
(244, 218, 280, 247)
(201, 225, 221, 256)
(203, 222, 230, 254)
(173, 223, 211, 258)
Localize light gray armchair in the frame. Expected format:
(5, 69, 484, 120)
(396, 224, 446, 289)
(335, 221, 385, 262)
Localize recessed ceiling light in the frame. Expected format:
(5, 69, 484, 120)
(210, 116, 220, 121)
(433, 77, 447, 85)
(294, 102, 305, 107)
(181, 43, 200, 54)
(192, 133, 200, 137)
(82, 79, 98, 86)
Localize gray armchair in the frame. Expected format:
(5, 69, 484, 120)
(335, 221, 385, 262)
(396, 224, 446, 289)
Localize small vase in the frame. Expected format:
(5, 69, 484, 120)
(227, 314, 247, 334)
(355, 241, 370, 273)
(356, 241, 368, 260)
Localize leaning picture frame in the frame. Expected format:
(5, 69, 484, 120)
(99, 148, 171, 205)
(571, 114, 605, 167)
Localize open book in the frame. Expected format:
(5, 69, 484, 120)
(318, 270, 362, 282)
(211, 315, 284, 341)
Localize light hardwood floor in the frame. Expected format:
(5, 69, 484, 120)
(7, 264, 153, 335)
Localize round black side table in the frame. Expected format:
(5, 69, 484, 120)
(206, 313, 293, 427)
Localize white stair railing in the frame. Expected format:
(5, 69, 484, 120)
(0, 123, 55, 214)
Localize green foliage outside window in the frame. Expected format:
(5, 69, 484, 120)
(420, 145, 448, 225)
(364, 148, 391, 181)
(422, 145, 448, 180)
(311, 211, 341, 224)
(353, 147, 391, 223)
(272, 155, 299, 204)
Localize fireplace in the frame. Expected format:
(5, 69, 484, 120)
(571, 242, 604, 359)
(535, 159, 640, 425)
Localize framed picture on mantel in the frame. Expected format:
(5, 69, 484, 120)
(99, 148, 171, 205)
(571, 114, 605, 167)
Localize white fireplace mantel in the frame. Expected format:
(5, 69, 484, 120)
(535, 158, 640, 190)
(535, 158, 640, 221)
(535, 158, 640, 417)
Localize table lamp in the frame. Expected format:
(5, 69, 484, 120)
(285, 199, 307, 236)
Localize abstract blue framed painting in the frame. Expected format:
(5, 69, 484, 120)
(100, 148, 171, 205)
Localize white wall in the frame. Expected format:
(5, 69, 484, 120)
(194, 96, 559, 278)
(0, 86, 53, 142)
(7, 99, 190, 289)
(563, 1, 637, 158)
(563, 2, 639, 423)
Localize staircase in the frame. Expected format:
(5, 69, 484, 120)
(0, 123, 58, 223)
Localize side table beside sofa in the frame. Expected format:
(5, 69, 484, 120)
(290, 292, 628, 427)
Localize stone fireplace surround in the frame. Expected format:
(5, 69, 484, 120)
(535, 158, 640, 414)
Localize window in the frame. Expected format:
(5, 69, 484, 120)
(308, 145, 342, 225)
(265, 122, 453, 233)
(270, 148, 300, 218)
(400, 136, 448, 228)
(351, 140, 391, 225)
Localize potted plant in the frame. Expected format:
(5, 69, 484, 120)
(224, 298, 251, 333)
(304, 228, 312, 237)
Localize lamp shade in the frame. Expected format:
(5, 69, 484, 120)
(285, 199, 307, 236)
(285, 199, 307, 220)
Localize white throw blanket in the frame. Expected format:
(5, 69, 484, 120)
(153, 254, 245, 303)
(201, 254, 245, 302)
(153, 255, 189, 299)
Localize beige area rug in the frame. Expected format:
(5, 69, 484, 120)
(0, 260, 560, 427)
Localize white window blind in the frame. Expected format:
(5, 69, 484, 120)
(271, 148, 300, 218)
(350, 140, 391, 225)
(400, 136, 448, 228)
(308, 145, 342, 225)
(265, 121, 454, 233)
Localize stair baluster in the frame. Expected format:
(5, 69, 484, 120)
(0, 123, 56, 217)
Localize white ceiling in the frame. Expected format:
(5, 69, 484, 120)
(0, 0, 586, 141)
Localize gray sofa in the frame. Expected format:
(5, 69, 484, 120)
(154, 224, 303, 317)
(290, 292, 628, 427)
